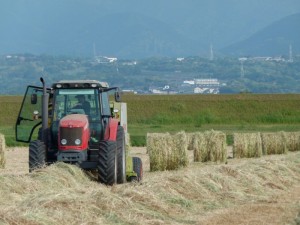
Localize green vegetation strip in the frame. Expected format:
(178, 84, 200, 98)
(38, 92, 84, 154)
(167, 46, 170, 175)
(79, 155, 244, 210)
(1, 94, 300, 146)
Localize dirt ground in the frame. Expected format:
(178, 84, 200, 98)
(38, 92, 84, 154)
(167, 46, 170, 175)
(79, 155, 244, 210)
(1, 147, 300, 225)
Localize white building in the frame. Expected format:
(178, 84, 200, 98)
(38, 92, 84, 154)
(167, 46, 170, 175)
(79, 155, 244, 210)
(194, 79, 220, 86)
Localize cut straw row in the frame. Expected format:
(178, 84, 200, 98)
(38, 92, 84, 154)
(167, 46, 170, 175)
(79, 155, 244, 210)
(233, 131, 300, 158)
(0, 134, 5, 169)
(147, 131, 300, 171)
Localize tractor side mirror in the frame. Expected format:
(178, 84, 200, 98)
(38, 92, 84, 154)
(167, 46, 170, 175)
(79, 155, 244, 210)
(31, 94, 37, 104)
(115, 91, 121, 102)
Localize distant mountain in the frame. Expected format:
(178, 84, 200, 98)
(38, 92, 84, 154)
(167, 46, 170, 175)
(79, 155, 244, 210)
(65, 13, 205, 58)
(222, 13, 300, 56)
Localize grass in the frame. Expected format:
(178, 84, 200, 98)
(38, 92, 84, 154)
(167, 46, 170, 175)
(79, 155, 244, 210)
(123, 94, 300, 125)
(123, 94, 300, 146)
(1, 94, 300, 146)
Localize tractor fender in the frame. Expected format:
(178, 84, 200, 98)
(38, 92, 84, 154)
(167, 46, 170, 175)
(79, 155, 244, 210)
(104, 118, 119, 141)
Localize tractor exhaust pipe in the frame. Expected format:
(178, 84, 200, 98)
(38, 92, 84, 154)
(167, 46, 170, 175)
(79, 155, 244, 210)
(40, 77, 49, 142)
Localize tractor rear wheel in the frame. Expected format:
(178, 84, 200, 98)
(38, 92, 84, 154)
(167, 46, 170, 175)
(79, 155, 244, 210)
(29, 140, 46, 172)
(117, 126, 126, 184)
(97, 140, 117, 185)
(132, 157, 143, 182)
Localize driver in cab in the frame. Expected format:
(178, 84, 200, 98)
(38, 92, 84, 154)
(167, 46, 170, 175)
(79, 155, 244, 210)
(73, 95, 91, 115)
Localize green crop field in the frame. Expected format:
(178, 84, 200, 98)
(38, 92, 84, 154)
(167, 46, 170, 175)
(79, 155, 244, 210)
(123, 94, 300, 145)
(1, 94, 300, 146)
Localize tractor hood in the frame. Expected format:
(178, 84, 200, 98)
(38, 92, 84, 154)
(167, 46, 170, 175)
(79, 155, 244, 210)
(58, 114, 90, 151)
(60, 114, 89, 129)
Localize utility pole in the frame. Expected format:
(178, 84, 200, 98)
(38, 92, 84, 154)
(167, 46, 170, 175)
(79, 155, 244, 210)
(93, 43, 97, 59)
(289, 44, 293, 63)
(210, 44, 214, 61)
(239, 58, 246, 78)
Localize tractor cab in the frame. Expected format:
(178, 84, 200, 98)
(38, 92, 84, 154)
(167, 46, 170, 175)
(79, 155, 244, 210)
(16, 80, 113, 146)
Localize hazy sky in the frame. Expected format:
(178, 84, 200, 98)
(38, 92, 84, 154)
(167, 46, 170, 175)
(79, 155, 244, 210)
(0, 0, 299, 56)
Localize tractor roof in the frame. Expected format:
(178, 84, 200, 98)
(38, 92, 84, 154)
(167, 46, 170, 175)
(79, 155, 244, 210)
(52, 80, 109, 89)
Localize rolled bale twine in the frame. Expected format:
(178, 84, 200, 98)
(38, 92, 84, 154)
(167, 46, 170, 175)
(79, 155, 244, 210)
(285, 132, 300, 152)
(0, 134, 6, 169)
(147, 132, 188, 171)
(193, 130, 227, 163)
(261, 132, 288, 155)
(233, 132, 262, 158)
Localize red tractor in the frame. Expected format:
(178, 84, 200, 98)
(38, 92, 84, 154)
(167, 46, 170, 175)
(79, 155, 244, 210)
(16, 78, 142, 185)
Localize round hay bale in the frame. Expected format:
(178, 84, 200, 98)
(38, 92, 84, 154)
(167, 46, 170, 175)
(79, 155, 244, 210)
(285, 132, 300, 152)
(206, 130, 227, 163)
(193, 130, 227, 163)
(233, 132, 262, 158)
(167, 131, 188, 170)
(261, 132, 288, 155)
(186, 133, 196, 150)
(147, 133, 170, 171)
(0, 134, 6, 169)
(192, 132, 208, 162)
(147, 132, 189, 171)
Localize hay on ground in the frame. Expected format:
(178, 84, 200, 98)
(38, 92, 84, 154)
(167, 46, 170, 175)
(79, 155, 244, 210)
(233, 132, 262, 158)
(261, 132, 288, 155)
(0, 134, 6, 169)
(284, 132, 300, 152)
(147, 131, 188, 171)
(193, 130, 227, 163)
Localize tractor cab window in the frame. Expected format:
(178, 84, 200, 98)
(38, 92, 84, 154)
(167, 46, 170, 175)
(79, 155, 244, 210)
(52, 89, 100, 121)
(51, 88, 102, 146)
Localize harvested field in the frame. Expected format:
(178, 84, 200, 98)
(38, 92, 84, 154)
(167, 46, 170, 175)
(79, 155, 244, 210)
(1, 146, 300, 225)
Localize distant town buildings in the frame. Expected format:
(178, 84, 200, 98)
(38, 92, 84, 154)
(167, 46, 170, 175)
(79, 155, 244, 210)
(192, 79, 221, 94)
(149, 78, 224, 94)
(94, 56, 118, 63)
(238, 56, 286, 62)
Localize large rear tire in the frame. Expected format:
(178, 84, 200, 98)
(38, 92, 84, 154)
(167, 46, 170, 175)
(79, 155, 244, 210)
(117, 126, 126, 184)
(29, 140, 46, 172)
(98, 141, 117, 185)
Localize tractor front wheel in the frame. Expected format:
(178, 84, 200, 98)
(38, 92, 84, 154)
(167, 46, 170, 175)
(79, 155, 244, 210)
(97, 141, 117, 185)
(29, 140, 46, 172)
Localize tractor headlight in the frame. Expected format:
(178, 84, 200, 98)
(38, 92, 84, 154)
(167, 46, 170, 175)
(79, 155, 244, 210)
(61, 139, 67, 145)
(75, 139, 81, 145)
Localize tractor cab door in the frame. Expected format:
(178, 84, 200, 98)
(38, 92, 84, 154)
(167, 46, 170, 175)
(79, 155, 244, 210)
(16, 86, 50, 143)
